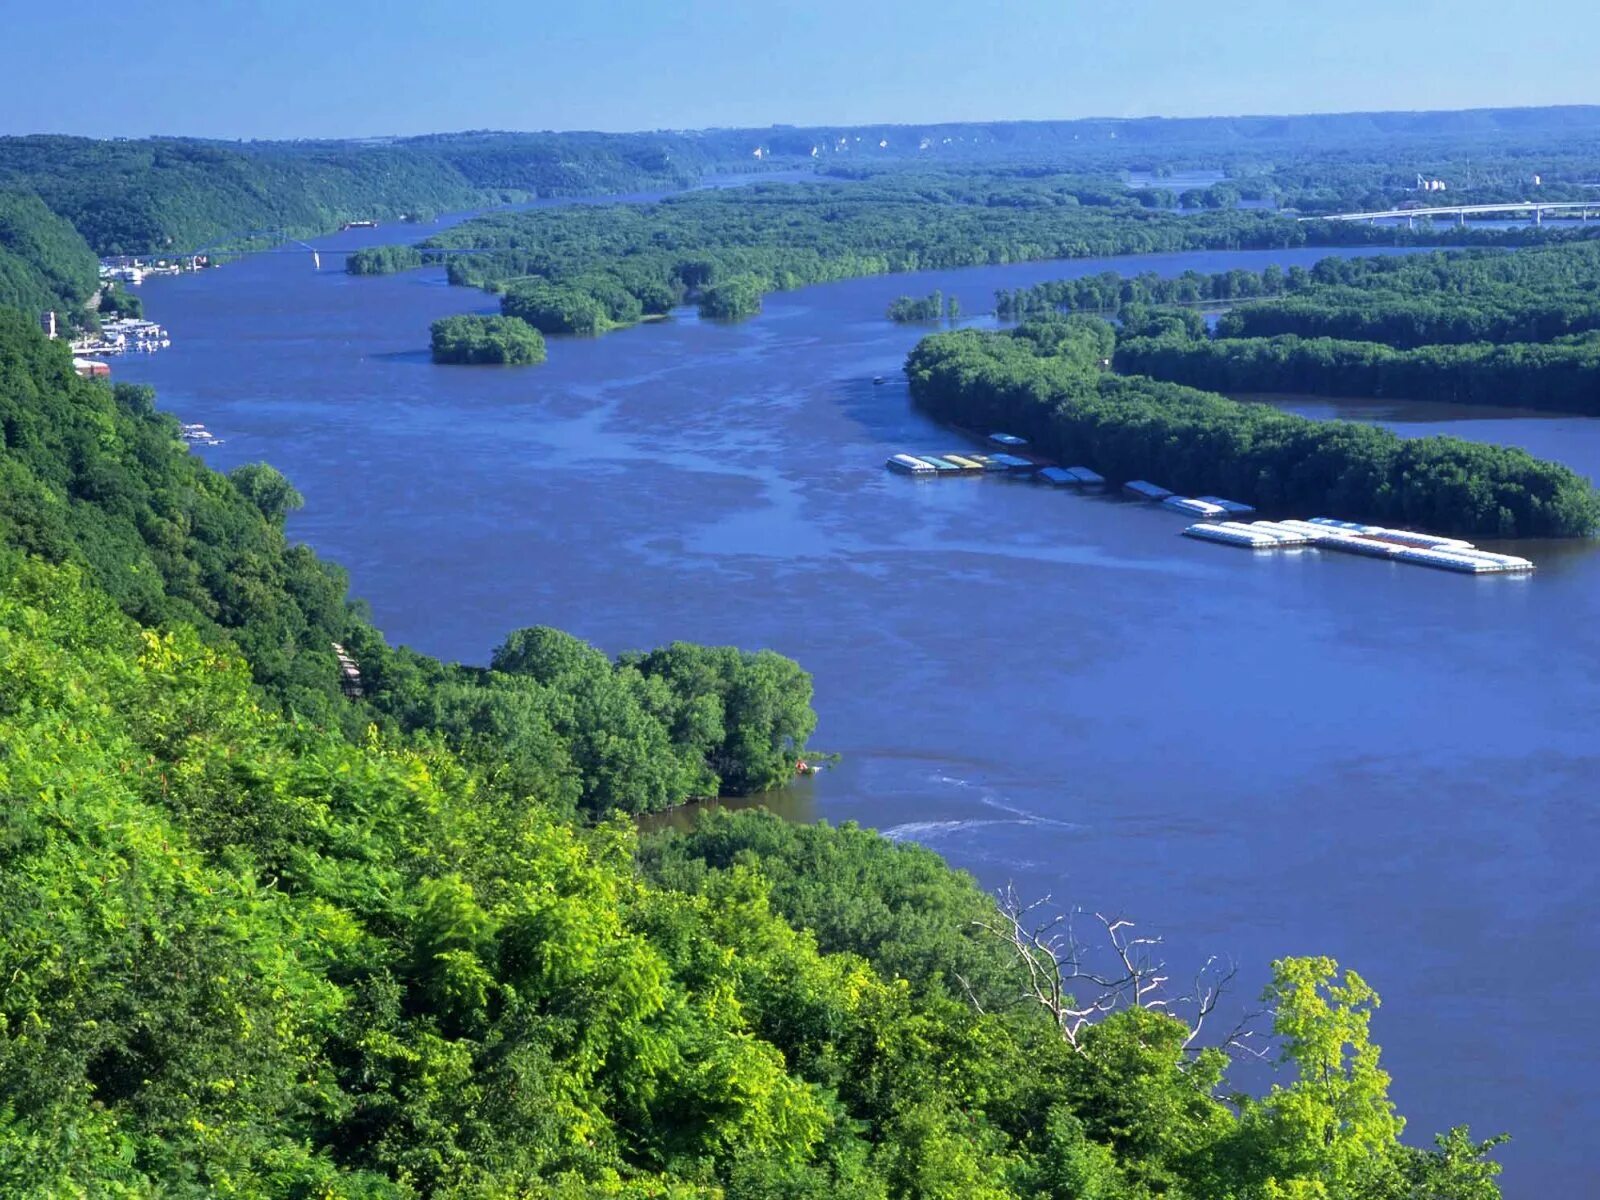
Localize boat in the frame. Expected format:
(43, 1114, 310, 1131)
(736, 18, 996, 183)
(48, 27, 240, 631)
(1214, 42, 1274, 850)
(942, 454, 985, 472)
(1066, 467, 1106, 490)
(1163, 496, 1227, 518)
(1197, 495, 1256, 515)
(966, 454, 1010, 473)
(919, 456, 963, 472)
(1124, 479, 1173, 501)
(886, 453, 934, 475)
(872, 375, 886, 385)
(1037, 466, 1078, 486)
(988, 432, 1028, 447)
(987, 453, 1036, 472)
(1182, 522, 1280, 549)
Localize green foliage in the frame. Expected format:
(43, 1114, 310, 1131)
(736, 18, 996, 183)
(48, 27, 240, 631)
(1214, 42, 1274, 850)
(97, 283, 143, 318)
(699, 273, 765, 320)
(906, 318, 1600, 537)
(380, 175, 1410, 358)
(0, 132, 711, 256)
(429, 313, 548, 365)
(1215, 243, 1600, 347)
(887, 291, 951, 323)
(501, 281, 617, 335)
(0, 307, 352, 717)
(639, 809, 1019, 1006)
(0, 189, 99, 316)
(348, 244, 425, 275)
(1118, 329, 1600, 415)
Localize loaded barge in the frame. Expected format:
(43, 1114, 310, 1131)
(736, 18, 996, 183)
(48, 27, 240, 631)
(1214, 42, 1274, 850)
(1184, 517, 1535, 574)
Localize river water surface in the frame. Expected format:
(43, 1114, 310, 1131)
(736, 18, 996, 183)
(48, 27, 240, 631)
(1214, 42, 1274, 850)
(114, 217, 1600, 1195)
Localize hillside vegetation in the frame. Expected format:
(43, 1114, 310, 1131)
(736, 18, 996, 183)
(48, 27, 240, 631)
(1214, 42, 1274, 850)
(0, 305, 1508, 1197)
(0, 188, 100, 316)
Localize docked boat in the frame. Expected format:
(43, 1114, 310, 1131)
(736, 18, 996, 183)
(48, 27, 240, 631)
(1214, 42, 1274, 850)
(886, 453, 935, 475)
(987, 453, 1036, 472)
(942, 454, 985, 472)
(1197, 495, 1256, 515)
(965, 454, 1010, 472)
(1037, 466, 1078, 486)
(1183, 522, 1280, 549)
(1124, 479, 1173, 501)
(1163, 496, 1227, 518)
(988, 432, 1028, 447)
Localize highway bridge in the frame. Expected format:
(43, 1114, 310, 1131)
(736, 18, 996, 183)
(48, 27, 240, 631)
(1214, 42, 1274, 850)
(1299, 201, 1597, 224)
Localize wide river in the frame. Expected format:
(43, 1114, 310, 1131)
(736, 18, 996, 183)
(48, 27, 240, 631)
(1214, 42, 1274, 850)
(117, 212, 1600, 1194)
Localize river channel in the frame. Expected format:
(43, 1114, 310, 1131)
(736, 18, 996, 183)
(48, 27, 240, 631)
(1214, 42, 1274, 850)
(114, 215, 1600, 1195)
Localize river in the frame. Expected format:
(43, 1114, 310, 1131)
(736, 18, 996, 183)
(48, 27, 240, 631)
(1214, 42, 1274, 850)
(113, 216, 1600, 1195)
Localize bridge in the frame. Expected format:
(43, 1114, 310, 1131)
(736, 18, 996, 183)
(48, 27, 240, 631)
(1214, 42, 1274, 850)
(1299, 201, 1598, 225)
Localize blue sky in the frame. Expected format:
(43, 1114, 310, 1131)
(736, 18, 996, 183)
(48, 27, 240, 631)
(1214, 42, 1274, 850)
(2, 0, 1595, 138)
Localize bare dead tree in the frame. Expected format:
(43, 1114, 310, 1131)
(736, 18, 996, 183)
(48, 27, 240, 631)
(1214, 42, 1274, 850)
(973, 884, 1267, 1061)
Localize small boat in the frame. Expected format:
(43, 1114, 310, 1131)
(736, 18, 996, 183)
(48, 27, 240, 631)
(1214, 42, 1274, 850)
(988, 432, 1028, 447)
(1124, 479, 1173, 501)
(1197, 495, 1256, 516)
(873, 376, 886, 385)
(1163, 496, 1226, 518)
(1037, 466, 1078, 487)
(942, 454, 985, 472)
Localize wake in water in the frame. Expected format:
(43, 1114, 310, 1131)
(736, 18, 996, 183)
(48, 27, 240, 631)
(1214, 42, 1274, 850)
(881, 773, 1084, 845)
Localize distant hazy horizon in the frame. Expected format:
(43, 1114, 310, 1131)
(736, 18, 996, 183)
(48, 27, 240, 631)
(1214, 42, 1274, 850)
(2, 0, 1595, 141)
(5, 102, 1600, 147)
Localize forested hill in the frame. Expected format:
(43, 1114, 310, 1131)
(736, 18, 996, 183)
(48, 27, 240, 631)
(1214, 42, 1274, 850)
(0, 275, 1509, 1198)
(0, 133, 712, 256)
(0, 188, 99, 315)
(8, 104, 1600, 258)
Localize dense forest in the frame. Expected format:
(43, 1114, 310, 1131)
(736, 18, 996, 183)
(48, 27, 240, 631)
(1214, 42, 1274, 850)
(0, 188, 100, 317)
(1117, 331, 1600, 415)
(996, 243, 1600, 416)
(349, 175, 1420, 351)
(0, 133, 716, 257)
(905, 316, 1600, 537)
(887, 290, 962, 322)
(0, 299, 1509, 1195)
(430, 313, 548, 364)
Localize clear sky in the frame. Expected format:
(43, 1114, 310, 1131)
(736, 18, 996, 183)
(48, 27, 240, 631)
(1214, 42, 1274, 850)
(2, 0, 1594, 139)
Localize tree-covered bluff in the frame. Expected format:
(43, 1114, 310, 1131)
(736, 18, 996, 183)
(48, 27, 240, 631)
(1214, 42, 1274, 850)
(0, 188, 100, 317)
(905, 317, 1600, 537)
